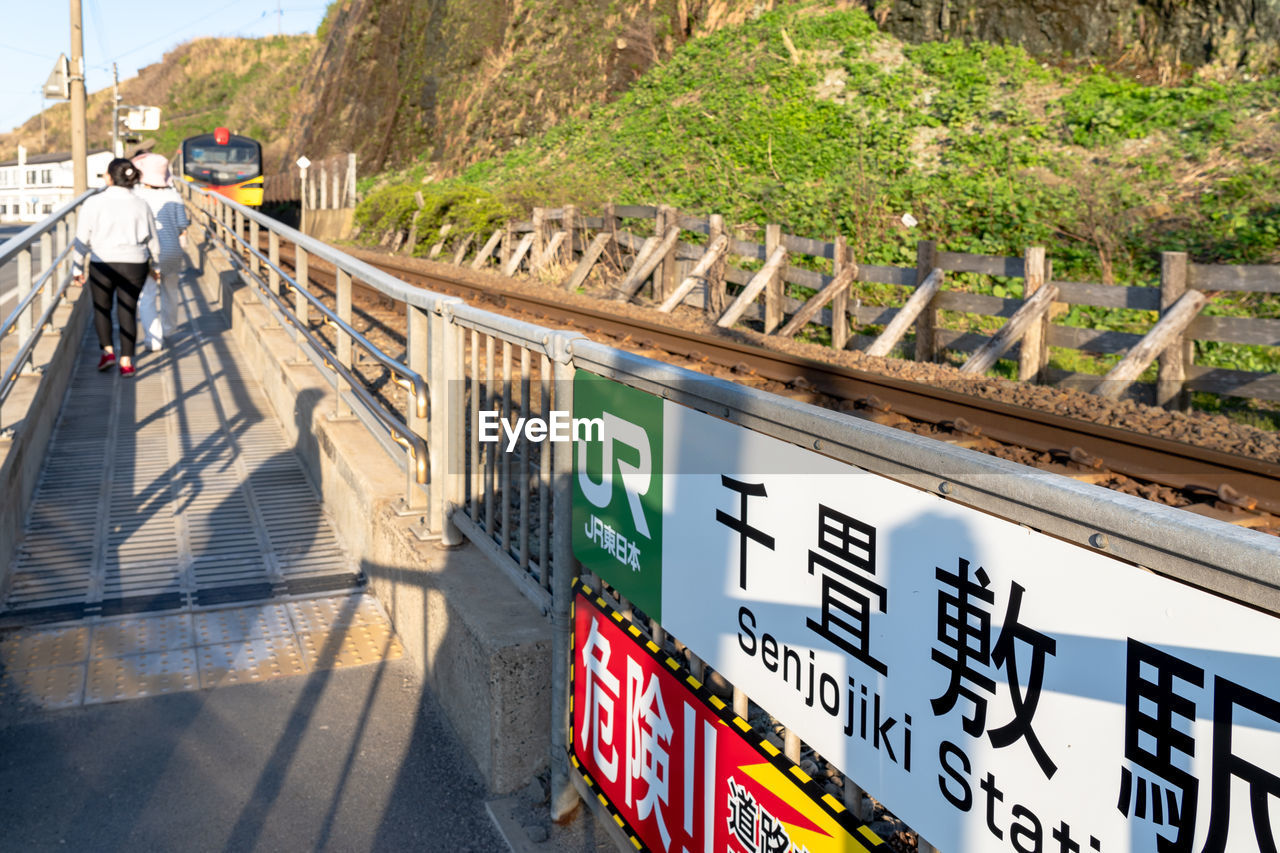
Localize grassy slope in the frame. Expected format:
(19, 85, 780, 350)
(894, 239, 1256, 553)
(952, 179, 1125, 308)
(364, 4, 1280, 414)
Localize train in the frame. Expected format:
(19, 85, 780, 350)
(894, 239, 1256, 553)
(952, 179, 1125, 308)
(179, 127, 263, 206)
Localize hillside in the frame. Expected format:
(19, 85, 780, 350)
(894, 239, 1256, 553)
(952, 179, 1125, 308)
(1, 35, 315, 165)
(351, 3, 1280, 421)
(284, 0, 1280, 176)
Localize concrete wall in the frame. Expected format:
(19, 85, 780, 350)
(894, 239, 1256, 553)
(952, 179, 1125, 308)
(185, 230, 551, 795)
(303, 209, 355, 243)
(0, 285, 89, 595)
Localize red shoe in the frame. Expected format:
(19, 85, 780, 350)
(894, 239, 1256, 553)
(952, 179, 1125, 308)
(97, 352, 116, 371)
(119, 363, 135, 378)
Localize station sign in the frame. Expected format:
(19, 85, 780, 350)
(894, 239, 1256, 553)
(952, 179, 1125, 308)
(572, 371, 1280, 853)
(571, 579, 882, 853)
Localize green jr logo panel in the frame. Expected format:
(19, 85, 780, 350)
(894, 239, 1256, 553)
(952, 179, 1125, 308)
(571, 371, 664, 621)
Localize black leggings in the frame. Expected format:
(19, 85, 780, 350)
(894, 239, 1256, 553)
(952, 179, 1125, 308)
(89, 261, 148, 359)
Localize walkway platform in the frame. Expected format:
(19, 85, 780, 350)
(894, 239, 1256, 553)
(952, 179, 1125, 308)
(0, 268, 507, 850)
(2, 269, 360, 623)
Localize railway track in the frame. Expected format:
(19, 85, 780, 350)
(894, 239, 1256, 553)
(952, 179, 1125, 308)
(267, 245, 1280, 527)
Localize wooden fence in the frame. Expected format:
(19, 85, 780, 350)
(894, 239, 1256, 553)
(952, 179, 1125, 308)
(404, 202, 1280, 409)
(263, 153, 357, 208)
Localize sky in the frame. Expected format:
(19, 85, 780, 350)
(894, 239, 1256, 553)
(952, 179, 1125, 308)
(0, 1, 330, 136)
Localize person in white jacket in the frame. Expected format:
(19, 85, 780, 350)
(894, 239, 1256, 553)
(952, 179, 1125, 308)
(131, 153, 189, 351)
(71, 158, 161, 377)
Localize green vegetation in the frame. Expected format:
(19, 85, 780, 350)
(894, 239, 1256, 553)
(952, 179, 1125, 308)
(355, 3, 1280, 415)
(355, 184, 512, 254)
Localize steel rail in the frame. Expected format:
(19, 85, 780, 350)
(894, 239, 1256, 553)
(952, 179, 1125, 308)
(306, 252, 1280, 516)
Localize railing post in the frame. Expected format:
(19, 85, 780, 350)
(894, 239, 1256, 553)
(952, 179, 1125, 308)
(16, 247, 32, 374)
(550, 349, 581, 824)
(332, 166, 340, 211)
(320, 164, 328, 210)
(294, 247, 309, 362)
(335, 269, 352, 418)
(1157, 251, 1191, 411)
(234, 210, 243, 252)
(268, 231, 280, 293)
(914, 239, 939, 362)
(55, 219, 68, 293)
(249, 219, 260, 277)
(405, 302, 430, 512)
(38, 232, 52, 324)
(430, 303, 464, 544)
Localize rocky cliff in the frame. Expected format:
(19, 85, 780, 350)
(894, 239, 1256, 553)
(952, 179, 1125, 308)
(285, 0, 1279, 176)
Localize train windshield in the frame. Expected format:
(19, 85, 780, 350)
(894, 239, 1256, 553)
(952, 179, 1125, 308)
(182, 138, 261, 186)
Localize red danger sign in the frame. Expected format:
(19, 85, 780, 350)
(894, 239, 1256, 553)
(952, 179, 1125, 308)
(570, 581, 881, 853)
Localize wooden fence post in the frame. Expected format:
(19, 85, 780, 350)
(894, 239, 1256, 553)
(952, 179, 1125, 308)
(563, 204, 578, 267)
(832, 234, 850, 350)
(346, 153, 357, 207)
(914, 240, 939, 362)
(764, 224, 784, 334)
(1017, 246, 1048, 382)
(708, 214, 726, 317)
(501, 219, 516, 268)
(531, 207, 546, 269)
(656, 205, 677, 303)
(1157, 251, 1193, 411)
(319, 164, 328, 210)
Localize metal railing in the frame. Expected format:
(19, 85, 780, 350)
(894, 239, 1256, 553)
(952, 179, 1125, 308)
(0, 191, 94, 431)
(184, 184, 1280, 852)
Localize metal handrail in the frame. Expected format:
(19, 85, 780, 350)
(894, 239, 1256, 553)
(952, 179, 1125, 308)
(0, 256, 77, 404)
(0, 192, 94, 411)
(183, 183, 429, 483)
(177, 183, 452, 310)
(0, 190, 94, 269)
(222, 224, 428, 419)
(0, 241, 75, 335)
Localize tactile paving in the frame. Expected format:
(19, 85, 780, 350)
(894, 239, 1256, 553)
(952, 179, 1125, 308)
(288, 595, 385, 633)
(0, 626, 89, 670)
(193, 603, 293, 645)
(197, 636, 307, 688)
(0, 594, 402, 709)
(85, 649, 198, 704)
(298, 621, 404, 671)
(0, 664, 86, 709)
(90, 614, 194, 659)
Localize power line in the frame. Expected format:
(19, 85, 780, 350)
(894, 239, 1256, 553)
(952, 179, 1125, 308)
(110, 0, 246, 62)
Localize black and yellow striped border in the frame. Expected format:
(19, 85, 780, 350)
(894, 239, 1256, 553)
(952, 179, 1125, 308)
(568, 577, 886, 853)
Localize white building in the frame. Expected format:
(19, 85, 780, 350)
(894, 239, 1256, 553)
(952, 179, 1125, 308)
(0, 146, 112, 223)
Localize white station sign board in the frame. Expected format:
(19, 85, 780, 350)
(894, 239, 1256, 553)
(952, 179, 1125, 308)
(572, 372, 1280, 853)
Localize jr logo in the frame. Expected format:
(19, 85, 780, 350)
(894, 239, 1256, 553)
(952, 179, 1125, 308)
(577, 412, 652, 538)
(571, 371, 664, 620)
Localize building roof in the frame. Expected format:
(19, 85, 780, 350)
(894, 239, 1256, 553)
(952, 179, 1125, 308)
(0, 149, 112, 168)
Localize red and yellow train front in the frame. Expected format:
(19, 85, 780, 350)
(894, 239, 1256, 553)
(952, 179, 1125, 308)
(181, 128, 264, 207)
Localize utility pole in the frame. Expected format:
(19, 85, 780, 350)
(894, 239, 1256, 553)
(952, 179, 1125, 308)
(69, 0, 87, 193)
(111, 63, 122, 157)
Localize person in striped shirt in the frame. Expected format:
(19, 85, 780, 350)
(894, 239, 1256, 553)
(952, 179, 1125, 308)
(132, 153, 190, 351)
